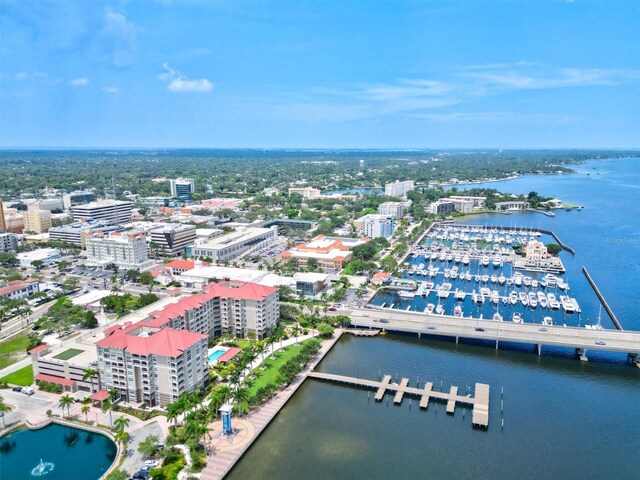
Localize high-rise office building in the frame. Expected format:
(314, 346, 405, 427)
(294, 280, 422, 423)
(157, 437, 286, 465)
(361, 214, 394, 239)
(71, 200, 133, 225)
(63, 191, 96, 210)
(148, 223, 197, 258)
(170, 178, 195, 199)
(85, 231, 154, 271)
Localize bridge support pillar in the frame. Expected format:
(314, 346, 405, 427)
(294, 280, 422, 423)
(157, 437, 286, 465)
(577, 348, 588, 362)
(495, 340, 499, 350)
(536, 344, 542, 356)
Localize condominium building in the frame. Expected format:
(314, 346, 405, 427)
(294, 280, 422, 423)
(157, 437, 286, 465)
(361, 214, 394, 239)
(23, 209, 52, 233)
(0, 279, 39, 301)
(0, 232, 17, 252)
(377, 201, 407, 219)
(96, 323, 208, 406)
(288, 187, 321, 200)
(191, 226, 278, 262)
(384, 180, 415, 197)
(71, 200, 133, 224)
(49, 220, 123, 246)
(429, 201, 456, 215)
(63, 190, 96, 210)
(85, 231, 154, 271)
(170, 178, 195, 199)
(448, 195, 487, 209)
(148, 223, 197, 258)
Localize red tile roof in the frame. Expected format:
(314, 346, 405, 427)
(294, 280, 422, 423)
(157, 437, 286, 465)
(165, 259, 197, 270)
(204, 281, 278, 301)
(90, 390, 110, 401)
(96, 325, 206, 357)
(28, 344, 50, 354)
(0, 279, 38, 297)
(217, 347, 242, 363)
(35, 373, 76, 387)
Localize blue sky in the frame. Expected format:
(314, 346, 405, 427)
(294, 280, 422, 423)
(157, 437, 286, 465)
(1, 0, 639, 148)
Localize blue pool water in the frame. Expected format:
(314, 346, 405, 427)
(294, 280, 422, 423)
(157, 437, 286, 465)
(208, 348, 226, 363)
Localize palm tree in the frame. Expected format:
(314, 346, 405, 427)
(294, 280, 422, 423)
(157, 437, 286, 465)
(234, 387, 250, 416)
(166, 402, 180, 428)
(291, 325, 302, 344)
(59, 394, 73, 418)
(114, 415, 130, 433)
(208, 392, 224, 421)
(82, 368, 99, 392)
(217, 386, 232, 404)
(81, 403, 90, 422)
(255, 341, 267, 361)
(101, 398, 113, 427)
(0, 396, 11, 428)
(115, 429, 129, 447)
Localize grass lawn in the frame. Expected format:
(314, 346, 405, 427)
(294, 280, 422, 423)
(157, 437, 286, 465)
(53, 348, 84, 360)
(247, 339, 310, 396)
(1, 365, 34, 386)
(0, 334, 30, 369)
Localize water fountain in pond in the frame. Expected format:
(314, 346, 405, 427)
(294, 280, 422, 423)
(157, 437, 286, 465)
(31, 459, 54, 476)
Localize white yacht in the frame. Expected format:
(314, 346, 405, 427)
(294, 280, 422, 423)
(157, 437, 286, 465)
(454, 289, 466, 301)
(531, 279, 539, 289)
(491, 291, 500, 304)
(542, 316, 553, 326)
(453, 305, 463, 317)
(528, 292, 538, 308)
(473, 291, 484, 304)
(435, 303, 445, 315)
(492, 256, 502, 267)
(493, 311, 503, 322)
(512, 312, 523, 323)
(520, 292, 529, 306)
(498, 274, 506, 285)
(462, 255, 470, 265)
(398, 290, 415, 299)
(482, 274, 490, 283)
(509, 291, 518, 305)
(425, 303, 435, 315)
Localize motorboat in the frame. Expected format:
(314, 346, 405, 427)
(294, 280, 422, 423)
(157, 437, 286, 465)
(531, 279, 539, 289)
(491, 291, 500, 304)
(490, 274, 498, 283)
(542, 316, 553, 326)
(454, 289, 466, 301)
(453, 305, 463, 317)
(435, 304, 445, 315)
(492, 256, 502, 267)
(512, 312, 523, 323)
(425, 303, 435, 315)
(473, 291, 484, 304)
(398, 290, 415, 299)
(498, 274, 506, 285)
(528, 292, 538, 308)
(462, 255, 470, 265)
(482, 274, 490, 283)
(481, 256, 490, 267)
(509, 291, 518, 305)
(493, 311, 503, 322)
(465, 271, 472, 281)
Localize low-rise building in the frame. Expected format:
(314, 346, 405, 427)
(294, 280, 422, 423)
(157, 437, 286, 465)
(448, 195, 487, 209)
(293, 272, 329, 296)
(191, 226, 278, 262)
(495, 201, 530, 211)
(0, 279, 39, 300)
(16, 248, 61, 267)
(86, 231, 154, 271)
(32, 343, 98, 393)
(164, 259, 208, 275)
(23, 209, 52, 233)
(288, 187, 321, 199)
(281, 235, 368, 270)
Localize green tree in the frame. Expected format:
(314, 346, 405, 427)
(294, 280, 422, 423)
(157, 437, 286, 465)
(546, 243, 562, 256)
(139, 271, 155, 293)
(104, 470, 129, 480)
(316, 323, 334, 338)
(0, 395, 11, 428)
(101, 398, 114, 427)
(82, 368, 99, 392)
(59, 394, 73, 418)
(352, 242, 377, 261)
(81, 402, 91, 422)
(114, 415, 130, 433)
(138, 434, 161, 457)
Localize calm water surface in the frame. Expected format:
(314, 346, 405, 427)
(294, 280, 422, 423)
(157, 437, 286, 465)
(0, 423, 117, 480)
(228, 158, 640, 480)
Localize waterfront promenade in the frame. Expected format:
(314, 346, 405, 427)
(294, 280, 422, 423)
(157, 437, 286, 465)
(199, 330, 345, 480)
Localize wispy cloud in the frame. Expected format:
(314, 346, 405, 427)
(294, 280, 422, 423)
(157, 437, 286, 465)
(70, 77, 90, 86)
(14, 72, 28, 80)
(103, 11, 137, 67)
(159, 63, 213, 93)
(102, 86, 120, 94)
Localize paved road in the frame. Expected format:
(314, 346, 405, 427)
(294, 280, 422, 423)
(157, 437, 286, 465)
(338, 307, 640, 354)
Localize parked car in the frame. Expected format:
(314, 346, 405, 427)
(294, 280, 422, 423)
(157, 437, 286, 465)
(12, 386, 23, 392)
(474, 327, 485, 332)
(144, 460, 159, 468)
(22, 386, 34, 395)
(132, 470, 151, 480)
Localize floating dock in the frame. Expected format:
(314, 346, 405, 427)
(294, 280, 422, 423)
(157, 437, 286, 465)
(307, 371, 490, 428)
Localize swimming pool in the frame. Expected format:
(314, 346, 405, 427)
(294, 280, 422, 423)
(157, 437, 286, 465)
(208, 348, 227, 364)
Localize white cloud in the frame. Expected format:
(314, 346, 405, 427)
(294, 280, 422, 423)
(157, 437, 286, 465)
(15, 72, 28, 80)
(102, 86, 120, 94)
(103, 11, 137, 67)
(70, 77, 90, 86)
(159, 63, 213, 93)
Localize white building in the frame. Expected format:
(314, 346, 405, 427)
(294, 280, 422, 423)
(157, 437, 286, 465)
(48, 220, 123, 247)
(170, 178, 195, 199)
(148, 223, 197, 258)
(0, 279, 39, 301)
(191, 226, 278, 262)
(495, 201, 530, 211)
(377, 201, 407, 219)
(0, 232, 17, 252)
(448, 195, 487, 209)
(17, 248, 61, 267)
(288, 187, 321, 199)
(384, 180, 415, 197)
(525, 240, 548, 262)
(85, 231, 154, 271)
(361, 214, 394, 239)
(71, 200, 133, 225)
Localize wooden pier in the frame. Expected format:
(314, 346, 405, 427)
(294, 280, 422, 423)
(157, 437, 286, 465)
(307, 371, 490, 428)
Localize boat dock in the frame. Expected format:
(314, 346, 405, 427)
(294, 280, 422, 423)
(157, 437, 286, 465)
(307, 371, 490, 428)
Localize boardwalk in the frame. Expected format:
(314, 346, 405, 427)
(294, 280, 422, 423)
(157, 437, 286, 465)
(307, 371, 490, 428)
(344, 328, 380, 337)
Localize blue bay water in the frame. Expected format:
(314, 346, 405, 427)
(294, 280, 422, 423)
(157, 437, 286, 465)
(227, 158, 640, 480)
